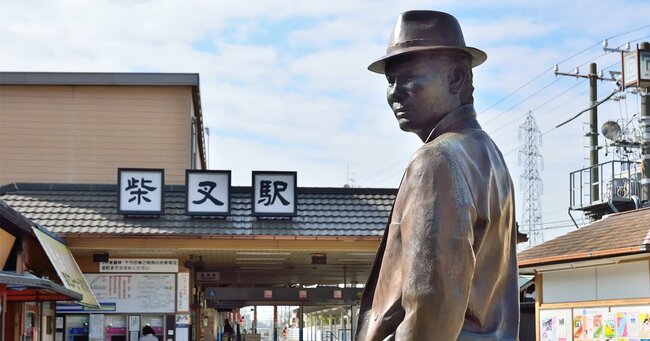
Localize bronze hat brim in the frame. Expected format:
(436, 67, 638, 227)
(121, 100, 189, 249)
(367, 45, 487, 74)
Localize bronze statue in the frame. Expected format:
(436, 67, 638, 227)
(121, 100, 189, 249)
(357, 11, 519, 340)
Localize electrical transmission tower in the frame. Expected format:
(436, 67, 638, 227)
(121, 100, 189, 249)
(519, 110, 544, 247)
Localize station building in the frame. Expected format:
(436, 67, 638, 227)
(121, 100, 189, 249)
(0, 72, 389, 341)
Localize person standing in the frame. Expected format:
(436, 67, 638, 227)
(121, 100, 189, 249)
(139, 326, 158, 341)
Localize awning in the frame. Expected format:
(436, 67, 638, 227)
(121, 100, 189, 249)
(31, 226, 100, 308)
(0, 272, 82, 302)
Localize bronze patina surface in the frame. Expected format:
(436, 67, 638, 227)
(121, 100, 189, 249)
(357, 10, 519, 341)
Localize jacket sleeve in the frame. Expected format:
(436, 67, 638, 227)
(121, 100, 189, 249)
(395, 147, 477, 340)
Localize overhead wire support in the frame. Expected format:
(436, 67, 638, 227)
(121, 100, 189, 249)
(519, 110, 544, 247)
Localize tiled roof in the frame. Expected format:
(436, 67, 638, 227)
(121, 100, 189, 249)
(0, 183, 395, 238)
(518, 207, 650, 267)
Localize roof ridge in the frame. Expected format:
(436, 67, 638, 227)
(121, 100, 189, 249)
(0, 182, 398, 195)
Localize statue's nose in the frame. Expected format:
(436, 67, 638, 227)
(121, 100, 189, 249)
(387, 83, 405, 103)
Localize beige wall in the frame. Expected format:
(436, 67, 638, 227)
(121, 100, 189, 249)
(0, 85, 193, 185)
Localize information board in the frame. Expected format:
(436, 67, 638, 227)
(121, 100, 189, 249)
(85, 273, 175, 313)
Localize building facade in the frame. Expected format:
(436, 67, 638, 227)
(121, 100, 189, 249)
(0, 72, 386, 341)
(519, 207, 650, 341)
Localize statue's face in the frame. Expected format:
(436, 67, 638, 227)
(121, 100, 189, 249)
(385, 54, 458, 140)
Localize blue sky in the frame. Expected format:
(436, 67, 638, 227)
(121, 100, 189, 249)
(2, 0, 650, 246)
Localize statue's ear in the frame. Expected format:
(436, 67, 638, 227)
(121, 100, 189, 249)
(448, 65, 465, 94)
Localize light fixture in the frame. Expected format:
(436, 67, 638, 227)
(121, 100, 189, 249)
(311, 253, 327, 265)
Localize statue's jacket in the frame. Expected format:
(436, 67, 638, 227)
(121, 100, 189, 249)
(356, 104, 519, 341)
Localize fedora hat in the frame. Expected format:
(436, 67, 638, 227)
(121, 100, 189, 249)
(368, 10, 487, 74)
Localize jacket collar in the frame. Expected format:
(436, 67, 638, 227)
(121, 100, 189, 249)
(424, 104, 481, 144)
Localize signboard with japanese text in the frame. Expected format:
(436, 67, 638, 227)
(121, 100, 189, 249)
(118, 168, 164, 215)
(89, 314, 105, 340)
(252, 171, 297, 216)
(84, 273, 175, 313)
(99, 259, 178, 273)
(185, 170, 231, 215)
(32, 226, 101, 308)
(177, 272, 190, 312)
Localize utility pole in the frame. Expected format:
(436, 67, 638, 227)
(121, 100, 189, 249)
(589, 63, 599, 202)
(555, 63, 611, 203)
(641, 42, 650, 202)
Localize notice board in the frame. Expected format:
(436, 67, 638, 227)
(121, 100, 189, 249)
(85, 273, 175, 313)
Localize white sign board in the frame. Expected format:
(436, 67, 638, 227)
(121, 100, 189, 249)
(89, 314, 105, 340)
(99, 259, 178, 273)
(85, 273, 175, 313)
(641, 50, 650, 79)
(129, 316, 140, 332)
(175, 315, 190, 341)
(185, 170, 231, 215)
(118, 168, 164, 215)
(252, 171, 297, 216)
(177, 272, 190, 312)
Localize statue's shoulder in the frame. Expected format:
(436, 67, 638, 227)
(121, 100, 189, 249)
(409, 138, 464, 171)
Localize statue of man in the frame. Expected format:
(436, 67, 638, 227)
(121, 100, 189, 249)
(356, 10, 519, 340)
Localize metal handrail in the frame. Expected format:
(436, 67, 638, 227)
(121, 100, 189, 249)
(569, 159, 640, 209)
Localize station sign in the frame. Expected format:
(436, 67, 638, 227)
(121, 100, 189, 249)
(116, 168, 298, 217)
(252, 171, 297, 216)
(117, 168, 164, 215)
(185, 170, 231, 216)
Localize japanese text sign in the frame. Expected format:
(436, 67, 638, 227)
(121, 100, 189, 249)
(32, 226, 100, 308)
(118, 168, 164, 215)
(185, 170, 231, 215)
(99, 258, 178, 273)
(252, 171, 297, 216)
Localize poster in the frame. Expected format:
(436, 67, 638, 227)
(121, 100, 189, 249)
(604, 313, 616, 339)
(629, 313, 640, 338)
(575, 315, 586, 340)
(587, 313, 604, 339)
(640, 312, 650, 338)
(540, 309, 571, 341)
(558, 316, 568, 341)
(618, 312, 629, 337)
(542, 316, 556, 341)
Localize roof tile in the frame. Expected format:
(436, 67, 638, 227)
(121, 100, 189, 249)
(0, 184, 395, 238)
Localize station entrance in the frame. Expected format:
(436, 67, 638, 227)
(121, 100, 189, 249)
(204, 304, 356, 341)
(182, 246, 375, 341)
